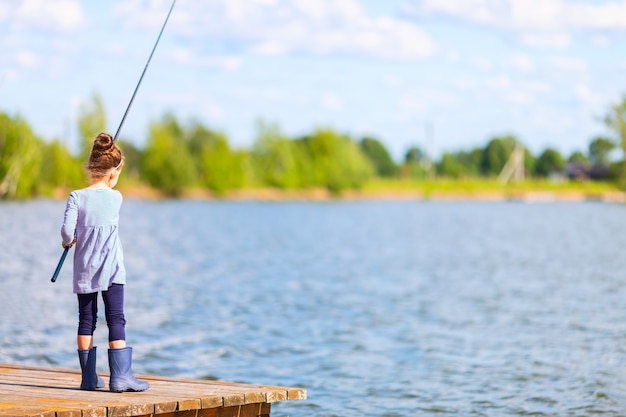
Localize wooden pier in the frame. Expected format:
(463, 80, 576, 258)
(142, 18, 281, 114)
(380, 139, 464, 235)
(0, 364, 306, 417)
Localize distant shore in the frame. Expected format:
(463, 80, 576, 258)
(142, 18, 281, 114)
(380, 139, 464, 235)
(33, 178, 625, 203)
(107, 183, 626, 203)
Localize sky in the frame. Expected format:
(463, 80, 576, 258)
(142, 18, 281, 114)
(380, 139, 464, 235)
(1, 0, 626, 161)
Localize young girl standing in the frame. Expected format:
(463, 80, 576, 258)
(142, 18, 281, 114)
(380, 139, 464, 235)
(61, 133, 149, 392)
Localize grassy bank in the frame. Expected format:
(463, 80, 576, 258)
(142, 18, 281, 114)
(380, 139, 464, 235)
(91, 178, 626, 202)
(357, 178, 624, 201)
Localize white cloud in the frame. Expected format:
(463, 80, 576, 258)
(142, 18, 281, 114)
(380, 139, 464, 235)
(519, 32, 571, 49)
(412, 0, 626, 30)
(408, 0, 505, 26)
(454, 76, 475, 90)
(509, 0, 561, 30)
(576, 84, 608, 109)
(488, 74, 513, 90)
(252, 42, 288, 56)
(471, 57, 493, 71)
(0, 4, 9, 21)
(399, 96, 428, 112)
(383, 76, 403, 89)
(576, 84, 593, 100)
(253, 0, 279, 5)
(549, 56, 588, 74)
(525, 81, 552, 94)
(16, 50, 40, 69)
(480, 74, 546, 105)
(505, 90, 534, 104)
(166, 49, 241, 71)
(117, 0, 436, 60)
(529, 110, 576, 134)
(566, 1, 626, 30)
(506, 53, 535, 72)
(149, 91, 226, 120)
(2, 70, 20, 82)
(400, 88, 459, 113)
(233, 87, 298, 105)
(406, 0, 626, 50)
(321, 92, 343, 110)
(103, 43, 128, 59)
(591, 35, 610, 47)
(6, 0, 86, 32)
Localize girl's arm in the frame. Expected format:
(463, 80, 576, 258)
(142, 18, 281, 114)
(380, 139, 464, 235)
(61, 193, 78, 246)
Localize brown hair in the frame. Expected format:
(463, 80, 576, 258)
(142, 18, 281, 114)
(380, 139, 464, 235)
(88, 133, 124, 177)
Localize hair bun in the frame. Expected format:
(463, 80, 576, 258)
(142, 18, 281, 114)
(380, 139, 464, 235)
(88, 133, 123, 175)
(93, 133, 114, 151)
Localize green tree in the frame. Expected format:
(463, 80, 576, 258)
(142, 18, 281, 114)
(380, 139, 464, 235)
(188, 121, 246, 194)
(568, 150, 589, 165)
(298, 128, 373, 192)
(77, 93, 107, 159)
(535, 148, 565, 177)
(359, 137, 398, 177)
(604, 95, 626, 187)
(588, 136, 615, 167)
(39, 139, 84, 192)
(481, 136, 517, 176)
(401, 145, 429, 178)
(0, 112, 44, 198)
(605, 95, 626, 151)
(481, 136, 534, 178)
(436, 148, 484, 178)
(459, 149, 484, 177)
(251, 122, 303, 189)
(117, 140, 142, 183)
(141, 114, 197, 196)
(436, 152, 463, 178)
(404, 146, 425, 164)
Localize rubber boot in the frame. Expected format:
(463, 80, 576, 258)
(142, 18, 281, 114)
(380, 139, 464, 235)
(77, 347, 105, 390)
(108, 347, 149, 392)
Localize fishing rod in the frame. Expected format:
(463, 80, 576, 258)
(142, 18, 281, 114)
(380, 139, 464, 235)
(113, 0, 176, 143)
(51, 245, 70, 283)
(51, 0, 177, 283)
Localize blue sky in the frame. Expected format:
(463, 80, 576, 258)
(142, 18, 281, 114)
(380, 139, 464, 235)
(1, 0, 626, 161)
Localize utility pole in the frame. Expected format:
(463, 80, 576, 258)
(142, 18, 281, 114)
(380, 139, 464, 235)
(424, 120, 435, 178)
(498, 141, 525, 184)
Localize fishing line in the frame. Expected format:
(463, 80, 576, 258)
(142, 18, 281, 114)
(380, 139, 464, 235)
(52, 0, 177, 282)
(113, 0, 177, 143)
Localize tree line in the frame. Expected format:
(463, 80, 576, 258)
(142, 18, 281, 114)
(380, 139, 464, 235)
(1, 94, 626, 199)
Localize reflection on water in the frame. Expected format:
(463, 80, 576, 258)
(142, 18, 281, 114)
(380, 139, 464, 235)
(2, 200, 626, 416)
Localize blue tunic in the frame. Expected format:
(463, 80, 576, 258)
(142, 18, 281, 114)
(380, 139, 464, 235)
(61, 188, 126, 294)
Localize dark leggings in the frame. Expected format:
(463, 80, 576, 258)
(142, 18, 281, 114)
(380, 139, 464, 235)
(77, 283, 126, 342)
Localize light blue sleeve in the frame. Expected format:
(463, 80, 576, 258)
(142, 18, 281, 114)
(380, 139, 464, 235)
(61, 192, 78, 245)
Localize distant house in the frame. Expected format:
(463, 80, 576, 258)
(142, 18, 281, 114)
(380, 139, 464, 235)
(566, 162, 587, 179)
(588, 165, 612, 180)
(566, 162, 612, 180)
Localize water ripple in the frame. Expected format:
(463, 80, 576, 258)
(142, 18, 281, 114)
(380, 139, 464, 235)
(3, 201, 626, 416)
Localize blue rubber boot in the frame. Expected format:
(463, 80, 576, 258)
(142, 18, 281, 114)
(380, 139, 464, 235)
(108, 347, 149, 392)
(77, 347, 105, 390)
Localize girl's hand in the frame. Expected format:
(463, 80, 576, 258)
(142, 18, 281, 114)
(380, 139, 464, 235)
(62, 238, 76, 249)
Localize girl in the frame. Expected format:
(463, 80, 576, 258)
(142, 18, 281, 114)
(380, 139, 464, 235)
(61, 133, 149, 392)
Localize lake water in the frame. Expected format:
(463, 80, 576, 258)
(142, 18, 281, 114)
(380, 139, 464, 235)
(2, 199, 626, 416)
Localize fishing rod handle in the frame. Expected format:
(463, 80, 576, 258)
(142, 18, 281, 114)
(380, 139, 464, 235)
(51, 246, 70, 283)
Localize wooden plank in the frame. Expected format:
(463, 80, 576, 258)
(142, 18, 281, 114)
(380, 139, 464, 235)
(154, 379, 299, 405)
(0, 388, 108, 417)
(0, 381, 152, 416)
(195, 404, 270, 417)
(153, 411, 199, 417)
(0, 365, 305, 417)
(286, 387, 307, 400)
(139, 376, 295, 407)
(0, 364, 306, 401)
